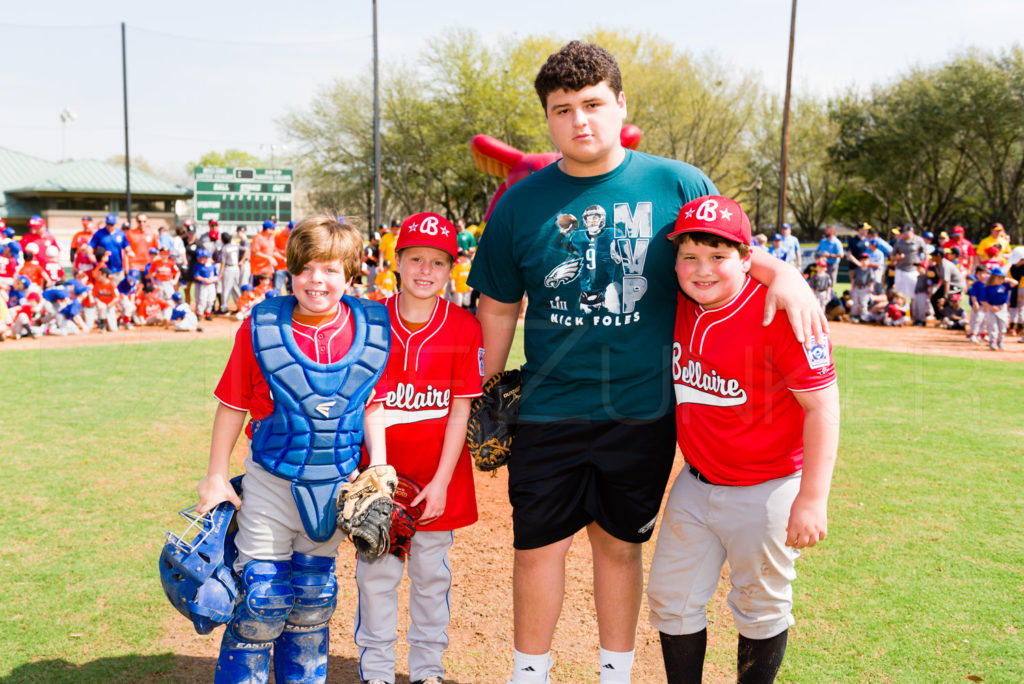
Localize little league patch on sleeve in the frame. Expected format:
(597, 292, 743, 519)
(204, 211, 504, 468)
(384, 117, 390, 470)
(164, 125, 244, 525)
(803, 336, 831, 370)
(478, 347, 485, 377)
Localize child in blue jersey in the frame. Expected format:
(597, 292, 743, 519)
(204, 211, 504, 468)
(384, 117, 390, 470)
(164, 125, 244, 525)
(982, 266, 1016, 350)
(967, 268, 988, 343)
(196, 215, 391, 684)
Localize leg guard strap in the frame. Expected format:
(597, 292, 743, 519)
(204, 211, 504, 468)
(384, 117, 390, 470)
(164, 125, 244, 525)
(231, 559, 294, 643)
(285, 553, 338, 629)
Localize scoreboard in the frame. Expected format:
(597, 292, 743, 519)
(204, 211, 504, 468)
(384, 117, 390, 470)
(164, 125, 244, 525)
(193, 167, 293, 224)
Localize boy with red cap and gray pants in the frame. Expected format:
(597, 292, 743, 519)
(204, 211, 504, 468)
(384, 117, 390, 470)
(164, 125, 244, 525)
(648, 195, 840, 683)
(355, 212, 483, 684)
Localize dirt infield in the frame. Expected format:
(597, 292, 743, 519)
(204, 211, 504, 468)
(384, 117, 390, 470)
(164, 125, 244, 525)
(10, 314, 1014, 681)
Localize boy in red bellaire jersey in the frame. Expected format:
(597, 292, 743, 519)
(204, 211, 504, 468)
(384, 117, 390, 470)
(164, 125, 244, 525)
(354, 212, 483, 684)
(647, 196, 839, 684)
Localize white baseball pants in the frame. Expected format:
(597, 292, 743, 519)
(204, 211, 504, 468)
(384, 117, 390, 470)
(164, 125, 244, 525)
(355, 530, 454, 683)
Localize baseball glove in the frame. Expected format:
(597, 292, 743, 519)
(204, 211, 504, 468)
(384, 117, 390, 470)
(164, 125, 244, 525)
(337, 464, 398, 560)
(389, 476, 425, 561)
(466, 368, 522, 472)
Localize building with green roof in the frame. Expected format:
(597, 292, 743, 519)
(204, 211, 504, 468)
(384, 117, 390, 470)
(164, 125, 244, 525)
(0, 146, 191, 239)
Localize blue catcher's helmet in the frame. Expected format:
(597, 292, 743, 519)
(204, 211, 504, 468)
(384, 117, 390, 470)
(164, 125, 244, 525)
(158, 477, 242, 634)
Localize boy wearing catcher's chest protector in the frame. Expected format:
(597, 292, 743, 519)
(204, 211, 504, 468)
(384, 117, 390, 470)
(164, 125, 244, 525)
(197, 216, 391, 683)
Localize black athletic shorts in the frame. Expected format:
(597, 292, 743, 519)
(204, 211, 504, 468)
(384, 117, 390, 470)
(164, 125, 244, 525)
(508, 412, 676, 550)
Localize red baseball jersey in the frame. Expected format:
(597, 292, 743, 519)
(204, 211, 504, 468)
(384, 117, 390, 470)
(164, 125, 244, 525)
(0, 253, 16, 279)
(43, 261, 63, 283)
(93, 279, 117, 305)
(377, 294, 484, 531)
(126, 228, 158, 270)
(71, 229, 93, 254)
(138, 292, 168, 319)
(149, 256, 180, 282)
(20, 234, 58, 266)
(215, 300, 387, 439)
(73, 248, 96, 273)
(672, 277, 836, 486)
(19, 262, 46, 287)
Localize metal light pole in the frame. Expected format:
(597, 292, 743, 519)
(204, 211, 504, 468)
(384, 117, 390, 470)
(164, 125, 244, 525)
(777, 0, 797, 231)
(372, 0, 382, 235)
(121, 22, 132, 223)
(755, 176, 763, 232)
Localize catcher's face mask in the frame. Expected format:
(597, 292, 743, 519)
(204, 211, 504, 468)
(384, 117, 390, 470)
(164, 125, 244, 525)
(158, 478, 242, 634)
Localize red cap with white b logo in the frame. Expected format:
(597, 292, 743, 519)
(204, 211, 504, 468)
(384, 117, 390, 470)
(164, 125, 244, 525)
(668, 195, 752, 246)
(396, 212, 459, 260)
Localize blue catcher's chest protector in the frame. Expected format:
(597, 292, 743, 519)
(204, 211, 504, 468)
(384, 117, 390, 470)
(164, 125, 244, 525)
(250, 295, 390, 542)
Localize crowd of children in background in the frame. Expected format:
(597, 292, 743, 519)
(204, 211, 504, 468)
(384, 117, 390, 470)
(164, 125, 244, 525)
(0, 213, 483, 342)
(756, 220, 1023, 351)
(4, 210, 1016, 349)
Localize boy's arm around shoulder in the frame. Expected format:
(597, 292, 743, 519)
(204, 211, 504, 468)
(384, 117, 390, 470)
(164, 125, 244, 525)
(787, 382, 840, 549)
(196, 403, 246, 514)
(412, 396, 473, 524)
(748, 248, 828, 346)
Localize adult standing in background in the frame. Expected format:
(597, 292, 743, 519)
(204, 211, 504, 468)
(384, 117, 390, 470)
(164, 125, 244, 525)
(272, 220, 292, 295)
(780, 222, 801, 268)
(378, 219, 399, 269)
(88, 214, 130, 283)
(70, 217, 95, 264)
(125, 213, 158, 272)
(815, 225, 844, 285)
(976, 223, 1011, 269)
(248, 219, 277, 285)
(455, 217, 477, 253)
(892, 223, 926, 298)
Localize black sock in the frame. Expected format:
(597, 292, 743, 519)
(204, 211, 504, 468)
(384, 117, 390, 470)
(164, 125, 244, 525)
(659, 629, 706, 684)
(737, 629, 788, 684)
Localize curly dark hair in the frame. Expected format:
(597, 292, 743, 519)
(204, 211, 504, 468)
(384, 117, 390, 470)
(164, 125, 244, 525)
(534, 41, 623, 110)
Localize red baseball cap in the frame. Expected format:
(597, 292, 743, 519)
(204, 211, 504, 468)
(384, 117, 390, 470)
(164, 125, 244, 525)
(952, 225, 965, 234)
(667, 195, 752, 245)
(396, 212, 458, 260)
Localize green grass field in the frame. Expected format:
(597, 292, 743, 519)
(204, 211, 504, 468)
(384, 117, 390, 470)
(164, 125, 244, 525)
(1, 335, 1021, 682)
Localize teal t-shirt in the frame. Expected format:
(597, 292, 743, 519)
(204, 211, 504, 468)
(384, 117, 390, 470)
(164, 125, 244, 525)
(468, 149, 716, 421)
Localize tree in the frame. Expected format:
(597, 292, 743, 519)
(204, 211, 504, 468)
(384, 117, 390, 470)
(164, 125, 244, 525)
(280, 74, 378, 225)
(280, 30, 553, 228)
(185, 149, 268, 175)
(783, 99, 845, 237)
(939, 48, 1024, 241)
(107, 154, 159, 176)
(830, 71, 973, 233)
(588, 30, 763, 193)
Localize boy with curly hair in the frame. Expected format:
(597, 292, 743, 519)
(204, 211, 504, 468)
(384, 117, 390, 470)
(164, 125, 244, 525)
(469, 41, 826, 684)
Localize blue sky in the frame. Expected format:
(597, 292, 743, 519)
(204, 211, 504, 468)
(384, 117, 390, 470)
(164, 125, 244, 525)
(4, 0, 1022, 179)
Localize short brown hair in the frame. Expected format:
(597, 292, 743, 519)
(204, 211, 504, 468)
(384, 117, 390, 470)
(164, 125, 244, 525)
(286, 216, 363, 280)
(673, 231, 750, 258)
(534, 41, 623, 110)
